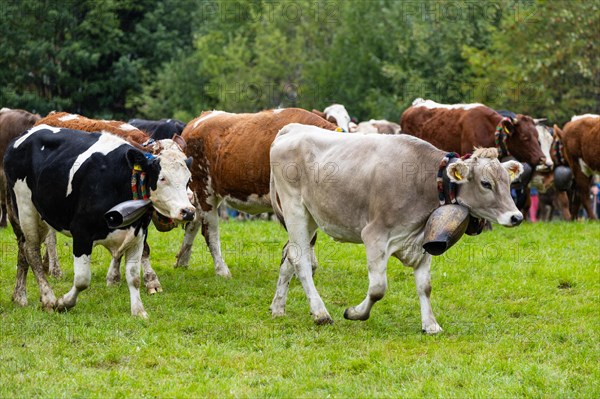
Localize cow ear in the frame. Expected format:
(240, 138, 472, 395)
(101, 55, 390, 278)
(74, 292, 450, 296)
(446, 161, 470, 184)
(185, 156, 193, 169)
(172, 134, 187, 152)
(126, 148, 149, 170)
(553, 124, 564, 140)
(502, 160, 524, 182)
(501, 118, 516, 135)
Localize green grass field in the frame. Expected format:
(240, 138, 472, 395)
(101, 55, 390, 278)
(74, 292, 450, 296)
(0, 220, 598, 398)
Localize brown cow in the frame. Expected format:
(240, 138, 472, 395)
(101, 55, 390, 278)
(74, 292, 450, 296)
(400, 99, 549, 169)
(0, 108, 41, 227)
(35, 112, 191, 293)
(37, 111, 149, 145)
(554, 115, 600, 220)
(176, 108, 338, 277)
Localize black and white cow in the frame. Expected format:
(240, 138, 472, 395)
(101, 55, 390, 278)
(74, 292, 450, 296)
(128, 118, 186, 141)
(4, 124, 195, 317)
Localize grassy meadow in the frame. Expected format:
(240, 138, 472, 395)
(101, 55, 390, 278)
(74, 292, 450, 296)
(0, 219, 598, 398)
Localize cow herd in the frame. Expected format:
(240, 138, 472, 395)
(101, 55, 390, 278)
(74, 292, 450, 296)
(0, 101, 597, 334)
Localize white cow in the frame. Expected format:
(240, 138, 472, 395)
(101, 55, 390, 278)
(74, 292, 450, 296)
(269, 124, 524, 333)
(352, 119, 402, 134)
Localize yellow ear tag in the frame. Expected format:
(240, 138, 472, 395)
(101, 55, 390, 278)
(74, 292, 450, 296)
(335, 127, 343, 132)
(503, 126, 510, 134)
(133, 164, 142, 171)
(455, 170, 462, 180)
(509, 169, 517, 180)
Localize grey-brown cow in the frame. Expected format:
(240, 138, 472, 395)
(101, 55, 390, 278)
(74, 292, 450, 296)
(270, 124, 523, 333)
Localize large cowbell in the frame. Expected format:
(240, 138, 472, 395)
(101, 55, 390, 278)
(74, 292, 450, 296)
(422, 204, 484, 256)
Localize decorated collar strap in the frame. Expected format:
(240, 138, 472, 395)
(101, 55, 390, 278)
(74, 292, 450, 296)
(495, 117, 512, 158)
(437, 152, 471, 205)
(131, 165, 148, 200)
(553, 139, 566, 166)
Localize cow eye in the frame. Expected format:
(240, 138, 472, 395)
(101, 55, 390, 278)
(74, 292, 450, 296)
(159, 176, 167, 183)
(481, 180, 492, 190)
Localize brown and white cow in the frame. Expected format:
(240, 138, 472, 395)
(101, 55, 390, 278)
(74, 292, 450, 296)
(529, 121, 572, 221)
(0, 108, 41, 227)
(401, 99, 549, 170)
(176, 108, 338, 277)
(352, 119, 402, 135)
(269, 123, 523, 332)
(35, 112, 192, 293)
(553, 114, 600, 219)
(311, 104, 352, 132)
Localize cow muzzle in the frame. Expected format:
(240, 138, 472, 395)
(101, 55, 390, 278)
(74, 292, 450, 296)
(180, 207, 196, 221)
(535, 156, 553, 172)
(498, 211, 523, 227)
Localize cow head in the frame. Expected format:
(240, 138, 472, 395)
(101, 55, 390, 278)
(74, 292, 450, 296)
(446, 148, 524, 227)
(534, 123, 554, 171)
(313, 104, 351, 132)
(128, 139, 195, 222)
(501, 114, 548, 168)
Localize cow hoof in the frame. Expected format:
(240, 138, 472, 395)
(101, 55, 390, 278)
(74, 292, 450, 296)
(270, 307, 286, 317)
(133, 310, 149, 319)
(343, 307, 370, 321)
(12, 293, 28, 307)
(55, 297, 75, 312)
(313, 313, 334, 325)
(106, 275, 121, 286)
(41, 299, 56, 312)
(174, 262, 189, 269)
(147, 286, 163, 295)
(215, 267, 232, 279)
(0, 221, 7, 228)
(422, 324, 443, 334)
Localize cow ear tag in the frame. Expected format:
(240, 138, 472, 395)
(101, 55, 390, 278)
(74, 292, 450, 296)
(451, 167, 463, 181)
(133, 164, 142, 171)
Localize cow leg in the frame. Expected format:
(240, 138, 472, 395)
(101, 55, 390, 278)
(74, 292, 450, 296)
(344, 232, 389, 321)
(575, 169, 596, 220)
(43, 230, 62, 278)
(557, 191, 572, 220)
(200, 208, 231, 277)
(123, 233, 148, 318)
(413, 255, 442, 334)
(10, 188, 56, 310)
(0, 172, 7, 228)
(55, 250, 92, 312)
(142, 240, 162, 294)
(270, 242, 295, 316)
(285, 209, 331, 324)
(175, 215, 201, 268)
(12, 228, 30, 306)
(106, 255, 122, 285)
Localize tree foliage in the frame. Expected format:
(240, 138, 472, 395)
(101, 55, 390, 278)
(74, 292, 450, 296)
(1, 0, 597, 124)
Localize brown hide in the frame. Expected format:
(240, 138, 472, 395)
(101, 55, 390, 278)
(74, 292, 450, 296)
(182, 108, 338, 212)
(555, 117, 600, 219)
(0, 109, 41, 165)
(400, 104, 545, 165)
(0, 109, 41, 226)
(36, 112, 149, 144)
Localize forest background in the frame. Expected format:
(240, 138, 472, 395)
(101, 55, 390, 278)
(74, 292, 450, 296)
(1, 0, 597, 125)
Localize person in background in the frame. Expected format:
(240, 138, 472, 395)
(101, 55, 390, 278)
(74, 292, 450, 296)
(529, 187, 539, 223)
(591, 178, 600, 219)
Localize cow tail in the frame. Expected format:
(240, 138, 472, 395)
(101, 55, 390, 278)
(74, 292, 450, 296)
(270, 173, 287, 231)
